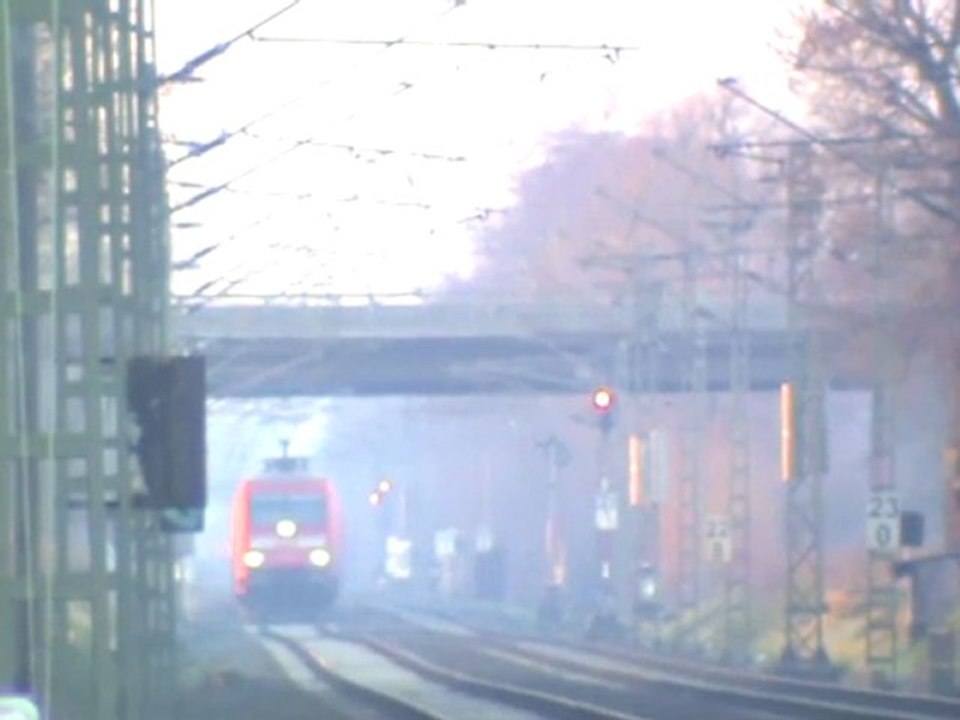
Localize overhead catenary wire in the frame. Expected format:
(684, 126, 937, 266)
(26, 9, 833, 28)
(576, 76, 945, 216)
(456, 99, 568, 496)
(169, 177, 506, 272)
(218, 185, 504, 214)
(164, 8, 640, 295)
(163, 7, 678, 302)
(249, 34, 643, 56)
(233, 131, 469, 162)
(169, 139, 311, 213)
(164, 2, 466, 167)
(174, 218, 458, 304)
(171, 209, 288, 270)
(164, 8, 491, 278)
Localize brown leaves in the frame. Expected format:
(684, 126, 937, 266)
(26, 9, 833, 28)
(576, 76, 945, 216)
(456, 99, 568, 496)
(795, 1, 960, 138)
(458, 92, 761, 300)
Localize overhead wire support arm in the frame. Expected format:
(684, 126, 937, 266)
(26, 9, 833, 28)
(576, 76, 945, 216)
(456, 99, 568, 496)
(169, 140, 308, 214)
(651, 145, 757, 209)
(716, 77, 960, 227)
(166, 3, 468, 168)
(166, 133, 232, 167)
(159, 0, 303, 86)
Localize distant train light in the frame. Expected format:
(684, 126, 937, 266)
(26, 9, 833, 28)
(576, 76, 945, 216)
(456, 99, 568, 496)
(370, 479, 395, 507)
(276, 519, 298, 539)
(592, 387, 615, 412)
(309, 547, 332, 568)
(242, 550, 265, 569)
(641, 576, 658, 599)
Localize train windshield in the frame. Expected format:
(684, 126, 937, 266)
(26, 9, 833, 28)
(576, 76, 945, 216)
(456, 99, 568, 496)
(251, 493, 327, 528)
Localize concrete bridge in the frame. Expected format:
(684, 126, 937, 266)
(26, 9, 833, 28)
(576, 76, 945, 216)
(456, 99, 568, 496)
(172, 292, 870, 397)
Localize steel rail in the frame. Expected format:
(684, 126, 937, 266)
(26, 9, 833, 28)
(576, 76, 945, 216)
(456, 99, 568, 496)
(607, 645, 959, 719)
(328, 627, 651, 720)
(261, 629, 448, 720)
(371, 604, 960, 720)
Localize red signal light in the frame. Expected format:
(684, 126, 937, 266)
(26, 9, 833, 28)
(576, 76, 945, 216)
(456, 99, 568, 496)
(592, 387, 615, 412)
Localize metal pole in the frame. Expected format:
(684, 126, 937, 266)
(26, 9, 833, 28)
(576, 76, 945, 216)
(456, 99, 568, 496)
(8, 16, 42, 701)
(596, 420, 613, 584)
(780, 142, 833, 676)
(725, 243, 753, 665)
(545, 438, 560, 584)
(0, 4, 15, 686)
(637, 268, 663, 648)
(537, 434, 568, 629)
(676, 252, 705, 655)
(865, 168, 899, 688)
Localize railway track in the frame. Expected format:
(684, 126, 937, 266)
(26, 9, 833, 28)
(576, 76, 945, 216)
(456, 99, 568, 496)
(259, 624, 649, 719)
(333, 624, 766, 720)
(358, 603, 960, 720)
(261, 628, 450, 720)
(558, 636, 960, 719)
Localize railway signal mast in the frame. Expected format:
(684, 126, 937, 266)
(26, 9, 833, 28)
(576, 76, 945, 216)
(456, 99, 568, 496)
(591, 385, 618, 581)
(780, 143, 833, 677)
(592, 386, 616, 427)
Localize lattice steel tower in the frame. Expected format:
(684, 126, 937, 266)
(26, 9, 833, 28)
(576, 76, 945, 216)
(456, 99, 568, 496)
(676, 252, 707, 654)
(0, 2, 175, 718)
(865, 169, 899, 687)
(724, 244, 753, 664)
(780, 142, 833, 674)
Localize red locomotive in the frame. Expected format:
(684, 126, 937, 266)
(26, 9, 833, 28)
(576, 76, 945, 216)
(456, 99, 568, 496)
(230, 453, 343, 616)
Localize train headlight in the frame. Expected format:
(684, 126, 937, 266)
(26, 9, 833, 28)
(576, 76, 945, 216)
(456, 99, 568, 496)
(243, 550, 266, 569)
(276, 519, 298, 539)
(309, 547, 332, 568)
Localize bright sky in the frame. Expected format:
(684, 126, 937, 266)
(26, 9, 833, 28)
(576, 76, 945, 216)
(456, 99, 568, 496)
(155, 0, 800, 301)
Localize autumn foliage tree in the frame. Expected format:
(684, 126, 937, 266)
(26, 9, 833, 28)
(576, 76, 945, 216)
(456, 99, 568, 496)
(790, 1, 960, 303)
(790, 0, 960, 549)
(455, 92, 781, 307)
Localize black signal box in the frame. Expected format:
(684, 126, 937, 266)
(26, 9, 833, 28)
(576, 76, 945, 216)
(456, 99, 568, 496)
(127, 355, 207, 513)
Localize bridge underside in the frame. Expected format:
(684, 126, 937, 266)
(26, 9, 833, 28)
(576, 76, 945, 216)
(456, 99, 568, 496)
(196, 330, 866, 397)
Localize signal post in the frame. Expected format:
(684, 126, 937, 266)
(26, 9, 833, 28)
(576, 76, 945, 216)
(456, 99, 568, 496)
(588, 387, 622, 635)
(592, 387, 617, 583)
(629, 432, 664, 647)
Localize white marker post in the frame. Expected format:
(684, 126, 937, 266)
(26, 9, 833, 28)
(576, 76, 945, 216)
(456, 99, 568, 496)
(867, 491, 901, 554)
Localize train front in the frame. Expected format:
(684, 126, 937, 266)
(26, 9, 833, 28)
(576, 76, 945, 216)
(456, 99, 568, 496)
(232, 472, 342, 616)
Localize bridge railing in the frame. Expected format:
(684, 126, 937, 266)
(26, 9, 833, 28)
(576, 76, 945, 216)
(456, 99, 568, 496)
(172, 291, 790, 340)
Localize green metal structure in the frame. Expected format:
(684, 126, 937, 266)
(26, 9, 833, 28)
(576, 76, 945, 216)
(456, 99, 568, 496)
(0, 1, 175, 718)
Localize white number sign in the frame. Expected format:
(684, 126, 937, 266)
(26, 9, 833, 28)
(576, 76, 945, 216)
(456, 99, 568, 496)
(595, 490, 619, 531)
(704, 515, 732, 563)
(866, 492, 900, 553)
